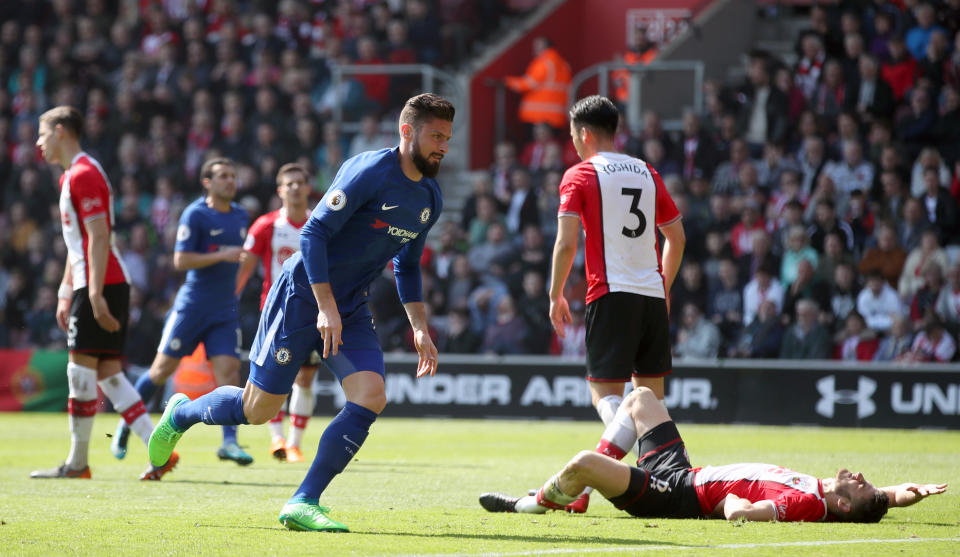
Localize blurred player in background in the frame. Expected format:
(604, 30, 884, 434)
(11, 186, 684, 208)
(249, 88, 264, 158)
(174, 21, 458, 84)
(148, 93, 453, 532)
(31, 106, 177, 480)
(236, 163, 317, 463)
(480, 386, 947, 522)
(112, 157, 253, 466)
(548, 95, 685, 512)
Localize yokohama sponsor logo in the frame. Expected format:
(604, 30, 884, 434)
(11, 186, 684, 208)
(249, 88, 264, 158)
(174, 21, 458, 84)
(387, 225, 418, 241)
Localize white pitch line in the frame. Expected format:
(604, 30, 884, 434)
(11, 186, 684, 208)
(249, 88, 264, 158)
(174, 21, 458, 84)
(388, 536, 960, 557)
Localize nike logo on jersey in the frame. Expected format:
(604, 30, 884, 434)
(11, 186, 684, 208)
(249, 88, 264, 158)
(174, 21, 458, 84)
(381, 203, 399, 211)
(210, 229, 224, 236)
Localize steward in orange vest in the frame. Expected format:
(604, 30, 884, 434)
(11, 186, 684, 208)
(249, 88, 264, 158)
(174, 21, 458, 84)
(505, 37, 572, 129)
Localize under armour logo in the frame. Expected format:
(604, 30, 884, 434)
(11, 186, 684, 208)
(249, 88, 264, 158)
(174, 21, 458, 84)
(816, 375, 876, 419)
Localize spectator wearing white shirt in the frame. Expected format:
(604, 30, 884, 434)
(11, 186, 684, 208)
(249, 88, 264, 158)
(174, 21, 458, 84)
(348, 114, 393, 158)
(901, 314, 956, 363)
(934, 262, 960, 335)
(674, 303, 722, 360)
(825, 141, 874, 209)
(899, 229, 949, 301)
(857, 271, 902, 333)
(742, 262, 784, 326)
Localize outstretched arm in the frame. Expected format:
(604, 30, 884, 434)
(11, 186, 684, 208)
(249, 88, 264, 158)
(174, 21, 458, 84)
(881, 483, 948, 508)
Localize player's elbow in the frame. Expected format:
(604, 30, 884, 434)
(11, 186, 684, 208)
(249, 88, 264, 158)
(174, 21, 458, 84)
(554, 237, 577, 256)
(172, 252, 187, 271)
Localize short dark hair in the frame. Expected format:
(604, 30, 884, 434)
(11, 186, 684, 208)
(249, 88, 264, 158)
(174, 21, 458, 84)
(276, 162, 308, 186)
(39, 106, 84, 138)
(838, 491, 889, 523)
(569, 95, 619, 138)
(399, 93, 455, 129)
(200, 157, 235, 181)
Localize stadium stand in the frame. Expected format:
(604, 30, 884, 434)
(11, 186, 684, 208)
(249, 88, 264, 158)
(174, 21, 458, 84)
(0, 0, 957, 365)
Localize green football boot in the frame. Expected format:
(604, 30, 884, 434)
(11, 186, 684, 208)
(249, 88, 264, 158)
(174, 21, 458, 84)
(148, 393, 189, 467)
(278, 502, 349, 532)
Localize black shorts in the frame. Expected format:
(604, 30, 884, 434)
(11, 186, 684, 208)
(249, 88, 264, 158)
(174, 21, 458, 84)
(608, 421, 701, 519)
(67, 283, 130, 359)
(584, 292, 672, 382)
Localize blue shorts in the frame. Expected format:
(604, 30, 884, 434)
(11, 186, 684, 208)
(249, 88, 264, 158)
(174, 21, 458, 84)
(248, 270, 383, 396)
(158, 307, 240, 358)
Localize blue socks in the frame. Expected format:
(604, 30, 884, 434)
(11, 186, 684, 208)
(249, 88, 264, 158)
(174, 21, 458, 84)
(134, 373, 159, 404)
(222, 425, 238, 445)
(171, 386, 248, 431)
(289, 402, 377, 503)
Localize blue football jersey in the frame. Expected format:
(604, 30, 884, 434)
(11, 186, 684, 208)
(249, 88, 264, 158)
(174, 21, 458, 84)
(295, 147, 442, 314)
(173, 197, 249, 312)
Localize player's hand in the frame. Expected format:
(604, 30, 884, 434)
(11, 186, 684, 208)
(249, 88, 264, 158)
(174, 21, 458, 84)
(219, 247, 244, 263)
(89, 292, 121, 333)
(903, 483, 948, 499)
(316, 308, 343, 358)
(56, 298, 71, 331)
(549, 296, 571, 339)
(413, 329, 438, 378)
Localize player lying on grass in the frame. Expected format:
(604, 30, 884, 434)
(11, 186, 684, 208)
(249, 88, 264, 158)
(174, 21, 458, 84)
(480, 387, 947, 522)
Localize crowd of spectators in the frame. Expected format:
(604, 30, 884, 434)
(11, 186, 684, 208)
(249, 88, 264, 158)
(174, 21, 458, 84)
(649, 1, 960, 364)
(0, 0, 531, 365)
(1, 0, 958, 366)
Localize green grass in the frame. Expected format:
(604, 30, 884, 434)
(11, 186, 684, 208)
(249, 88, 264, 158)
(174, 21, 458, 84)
(1, 412, 958, 556)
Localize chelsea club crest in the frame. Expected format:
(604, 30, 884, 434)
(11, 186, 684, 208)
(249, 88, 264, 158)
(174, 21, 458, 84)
(419, 207, 430, 223)
(274, 347, 292, 365)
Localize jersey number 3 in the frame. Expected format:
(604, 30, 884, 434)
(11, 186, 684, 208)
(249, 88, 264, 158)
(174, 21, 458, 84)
(621, 188, 647, 238)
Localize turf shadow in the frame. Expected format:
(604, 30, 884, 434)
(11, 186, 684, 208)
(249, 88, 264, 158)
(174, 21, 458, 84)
(356, 530, 690, 547)
(171, 479, 300, 488)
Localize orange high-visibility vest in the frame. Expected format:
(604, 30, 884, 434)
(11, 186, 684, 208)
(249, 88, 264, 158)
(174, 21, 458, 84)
(612, 49, 658, 103)
(505, 47, 572, 128)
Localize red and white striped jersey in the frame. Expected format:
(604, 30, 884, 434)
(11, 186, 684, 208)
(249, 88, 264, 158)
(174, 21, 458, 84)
(243, 208, 308, 309)
(59, 152, 129, 290)
(558, 153, 680, 304)
(694, 463, 828, 522)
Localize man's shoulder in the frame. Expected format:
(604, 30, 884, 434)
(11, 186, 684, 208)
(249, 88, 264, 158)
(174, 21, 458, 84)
(343, 147, 395, 175)
(228, 202, 248, 221)
(69, 155, 108, 185)
(252, 209, 281, 228)
(561, 159, 598, 182)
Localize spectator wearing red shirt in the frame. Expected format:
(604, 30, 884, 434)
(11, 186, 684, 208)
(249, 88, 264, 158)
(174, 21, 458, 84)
(881, 36, 918, 101)
(834, 311, 879, 361)
(730, 203, 766, 258)
(353, 36, 389, 109)
(519, 123, 561, 173)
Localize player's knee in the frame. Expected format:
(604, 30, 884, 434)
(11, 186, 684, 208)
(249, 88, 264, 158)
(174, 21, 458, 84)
(242, 402, 275, 425)
(567, 450, 599, 476)
(626, 386, 657, 410)
(353, 391, 386, 414)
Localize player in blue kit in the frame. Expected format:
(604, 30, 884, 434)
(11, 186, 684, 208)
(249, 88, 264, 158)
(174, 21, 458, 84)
(113, 157, 253, 465)
(148, 93, 454, 531)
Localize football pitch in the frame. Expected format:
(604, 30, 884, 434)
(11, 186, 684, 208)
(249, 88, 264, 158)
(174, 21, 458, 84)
(1, 412, 958, 557)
